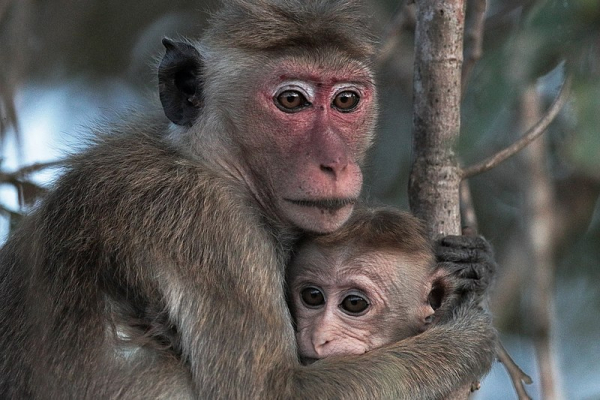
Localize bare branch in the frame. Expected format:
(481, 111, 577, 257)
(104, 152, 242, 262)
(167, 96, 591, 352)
(461, 0, 487, 97)
(462, 77, 571, 179)
(496, 342, 533, 400)
(0, 80, 20, 140)
(12, 160, 63, 177)
(459, 179, 479, 232)
(375, 3, 415, 65)
(0, 203, 20, 217)
(520, 86, 563, 399)
(0, 160, 63, 187)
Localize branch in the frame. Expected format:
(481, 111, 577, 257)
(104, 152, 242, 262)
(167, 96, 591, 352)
(0, 203, 21, 218)
(12, 160, 63, 177)
(408, 0, 465, 239)
(0, 160, 63, 187)
(459, 180, 479, 232)
(462, 77, 571, 179)
(496, 342, 533, 400)
(521, 86, 563, 399)
(375, 3, 415, 65)
(461, 0, 487, 97)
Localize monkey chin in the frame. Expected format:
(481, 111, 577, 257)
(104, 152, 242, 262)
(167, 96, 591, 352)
(283, 199, 355, 234)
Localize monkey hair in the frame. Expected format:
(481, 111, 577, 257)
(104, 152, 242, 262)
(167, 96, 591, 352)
(205, 0, 376, 58)
(298, 206, 434, 264)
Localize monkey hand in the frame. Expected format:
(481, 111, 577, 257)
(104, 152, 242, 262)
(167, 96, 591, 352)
(434, 234, 497, 303)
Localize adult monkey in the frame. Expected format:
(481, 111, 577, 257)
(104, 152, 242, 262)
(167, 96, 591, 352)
(0, 0, 496, 398)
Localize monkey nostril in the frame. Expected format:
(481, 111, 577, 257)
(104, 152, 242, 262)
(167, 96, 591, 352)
(314, 343, 329, 356)
(320, 165, 335, 175)
(320, 159, 348, 177)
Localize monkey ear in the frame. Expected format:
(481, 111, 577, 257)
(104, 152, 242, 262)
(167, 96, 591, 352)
(428, 270, 452, 311)
(158, 38, 203, 126)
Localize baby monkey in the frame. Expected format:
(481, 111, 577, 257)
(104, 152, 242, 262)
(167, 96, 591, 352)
(288, 206, 452, 363)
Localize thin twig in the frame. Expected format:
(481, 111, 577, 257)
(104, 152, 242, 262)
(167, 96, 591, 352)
(462, 77, 571, 179)
(459, 179, 479, 232)
(375, 3, 415, 65)
(0, 203, 20, 218)
(461, 0, 487, 97)
(496, 342, 533, 400)
(0, 160, 63, 186)
(0, 80, 20, 138)
(12, 160, 63, 177)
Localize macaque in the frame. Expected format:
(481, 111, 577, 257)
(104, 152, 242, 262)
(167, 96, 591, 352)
(288, 207, 445, 363)
(288, 207, 491, 400)
(0, 1, 496, 399)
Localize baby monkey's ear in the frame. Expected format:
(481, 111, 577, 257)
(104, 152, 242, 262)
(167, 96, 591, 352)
(424, 269, 457, 326)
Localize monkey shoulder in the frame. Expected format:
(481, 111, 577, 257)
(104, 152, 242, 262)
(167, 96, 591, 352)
(36, 130, 270, 261)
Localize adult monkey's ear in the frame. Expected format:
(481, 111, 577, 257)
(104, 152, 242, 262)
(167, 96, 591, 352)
(158, 38, 203, 126)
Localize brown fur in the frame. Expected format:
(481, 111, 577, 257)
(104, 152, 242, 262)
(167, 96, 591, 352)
(206, 0, 375, 57)
(0, 1, 496, 399)
(297, 205, 435, 262)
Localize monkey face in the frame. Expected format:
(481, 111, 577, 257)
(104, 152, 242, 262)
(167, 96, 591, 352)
(241, 54, 377, 233)
(288, 246, 395, 361)
(288, 244, 435, 363)
(158, 39, 376, 234)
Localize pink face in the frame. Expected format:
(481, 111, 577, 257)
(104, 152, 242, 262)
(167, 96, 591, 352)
(242, 56, 376, 233)
(288, 245, 434, 363)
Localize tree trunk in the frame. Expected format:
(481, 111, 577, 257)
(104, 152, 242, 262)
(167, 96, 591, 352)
(409, 0, 466, 240)
(408, 1, 470, 398)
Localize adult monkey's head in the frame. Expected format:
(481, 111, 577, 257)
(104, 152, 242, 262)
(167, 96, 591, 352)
(158, 0, 377, 233)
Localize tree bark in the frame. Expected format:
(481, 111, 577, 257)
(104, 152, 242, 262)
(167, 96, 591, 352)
(408, 2, 470, 398)
(409, 0, 466, 239)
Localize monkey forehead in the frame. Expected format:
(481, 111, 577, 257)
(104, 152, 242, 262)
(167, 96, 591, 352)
(290, 244, 431, 297)
(290, 245, 399, 290)
(340, 251, 431, 291)
(261, 51, 375, 88)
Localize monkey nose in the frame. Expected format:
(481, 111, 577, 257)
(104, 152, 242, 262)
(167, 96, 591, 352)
(313, 342, 331, 358)
(319, 158, 348, 179)
(312, 334, 335, 357)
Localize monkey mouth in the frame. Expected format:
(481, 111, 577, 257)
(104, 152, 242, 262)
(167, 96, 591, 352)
(284, 198, 356, 212)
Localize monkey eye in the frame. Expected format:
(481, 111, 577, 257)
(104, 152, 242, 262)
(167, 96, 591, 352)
(300, 287, 325, 308)
(332, 91, 360, 112)
(275, 90, 311, 112)
(340, 294, 369, 315)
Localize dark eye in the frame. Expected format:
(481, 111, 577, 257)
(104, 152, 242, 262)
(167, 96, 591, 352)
(300, 287, 325, 307)
(332, 91, 360, 112)
(275, 90, 310, 112)
(340, 294, 369, 315)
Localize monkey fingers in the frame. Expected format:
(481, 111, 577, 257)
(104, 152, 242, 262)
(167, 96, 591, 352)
(442, 264, 492, 299)
(435, 236, 496, 291)
(436, 235, 492, 258)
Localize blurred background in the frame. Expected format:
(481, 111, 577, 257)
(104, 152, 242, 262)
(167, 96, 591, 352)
(0, 0, 598, 398)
